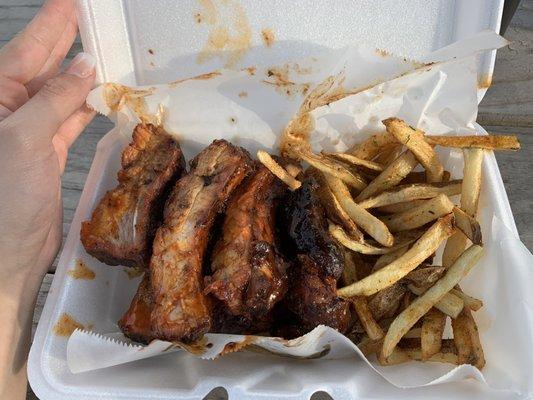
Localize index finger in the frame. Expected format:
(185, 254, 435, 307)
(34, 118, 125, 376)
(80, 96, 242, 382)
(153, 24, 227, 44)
(0, 0, 75, 84)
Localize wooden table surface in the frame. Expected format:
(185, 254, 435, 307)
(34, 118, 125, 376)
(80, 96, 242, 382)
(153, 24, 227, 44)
(1, 1, 531, 399)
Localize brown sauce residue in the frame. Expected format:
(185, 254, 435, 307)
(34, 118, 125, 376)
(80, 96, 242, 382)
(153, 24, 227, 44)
(261, 28, 275, 47)
(148, 49, 154, 55)
(262, 64, 311, 98)
(168, 71, 221, 87)
(179, 336, 210, 355)
(478, 73, 492, 89)
(123, 267, 144, 279)
(375, 48, 390, 57)
(221, 336, 255, 355)
(198, 0, 218, 25)
(244, 66, 256, 75)
(68, 259, 95, 280)
(197, 0, 252, 68)
(103, 83, 154, 123)
(53, 313, 85, 337)
(238, 91, 248, 98)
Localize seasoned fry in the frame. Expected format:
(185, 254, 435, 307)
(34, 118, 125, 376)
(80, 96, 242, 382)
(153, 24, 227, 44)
(451, 308, 473, 365)
(329, 224, 411, 255)
(308, 168, 363, 240)
(337, 215, 454, 297)
(453, 207, 482, 245)
(425, 135, 520, 151)
(368, 283, 406, 320)
(382, 245, 483, 358)
(376, 199, 427, 214)
(285, 163, 302, 177)
(257, 150, 301, 190)
(404, 266, 446, 288)
(296, 150, 367, 190)
(326, 176, 393, 246)
(408, 284, 464, 318)
(462, 307, 485, 369)
(383, 118, 444, 182)
(357, 336, 383, 357)
(351, 296, 385, 340)
(373, 246, 410, 271)
(342, 250, 359, 286)
(442, 148, 484, 267)
(358, 181, 462, 209)
(450, 288, 483, 311)
(421, 308, 446, 360)
(348, 132, 398, 160)
(374, 145, 404, 166)
(380, 194, 455, 232)
(355, 151, 419, 201)
(324, 152, 384, 172)
(404, 327, 422, 339)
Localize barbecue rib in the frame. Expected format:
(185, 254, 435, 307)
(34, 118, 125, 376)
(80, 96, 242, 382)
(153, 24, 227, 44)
(150, 140, 253, 342)
(204, 162, 289, 319)
(118, 274, 154, 344)
(81, 124, 185, 268)
(280, 175, 350, 335)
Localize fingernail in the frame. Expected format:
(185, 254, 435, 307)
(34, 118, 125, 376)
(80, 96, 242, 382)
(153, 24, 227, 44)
(65, 52, 96, 78)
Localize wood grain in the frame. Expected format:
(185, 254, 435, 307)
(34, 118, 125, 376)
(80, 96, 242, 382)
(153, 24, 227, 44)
(0, 0, 530, 399)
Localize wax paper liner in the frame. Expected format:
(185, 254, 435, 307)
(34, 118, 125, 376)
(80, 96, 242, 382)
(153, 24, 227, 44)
(69, 31, 533, 397)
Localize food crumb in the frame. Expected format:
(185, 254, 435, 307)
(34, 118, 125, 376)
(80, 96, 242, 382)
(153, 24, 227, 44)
(67, 259, 95, 280)
(148, 49, 154, 55)
(261, 28, 275, 48)
(194, 12, 203, 23)
(123, 267, 144, 279)
(238, 91, 248, 98)
(150, 61, 155, 67)
(229, 116, 237, 124)
(53, 313, 85, 337)
(245, 66, 256, 76)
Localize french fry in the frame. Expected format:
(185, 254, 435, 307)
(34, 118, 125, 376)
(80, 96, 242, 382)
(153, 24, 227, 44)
(404, 266, 446, 288)
(357, 336, 383, 357)
(381, 245, 483, 358)
(355, 151, 419, 201)
(380, 194, 455, 232)
(342, 250, 359, 286)
(329, 224, 409, 255)
(326, 176, 394, 246)
(450, 288, 483, 311)
(425, 135, 520, 151)
(404, 327, 422, 339)
(374, 144, 404, 166)
(401, 171, 427, 184)
(358, 181, 462, 209)
(351, 296, 385, 340)
(442, 170, 451, 182)
(296, 149, 367, 191)
(462, 307, 485, 369)
(324, 152, 384, 172)
(408, 284, 464, 318)
(376, 199, 428, 214)
(451, 308, 473, 365)
(368, 284, 406, 320)
(383, 118, 444, 182)
(348, 132, 398, 160)
(373, 246, 410, 271)
(421, 308, 446, 360)
(308, 168, 364, 240)
(453, 206, 482, 245)
(337, 215, 454, 297)
(257, 150, 301, 190)
(442, 148, 484, 267)
(285, 163, 302, 177)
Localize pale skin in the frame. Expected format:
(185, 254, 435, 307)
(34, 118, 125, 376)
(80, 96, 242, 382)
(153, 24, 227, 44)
(0, 0, 96, 398)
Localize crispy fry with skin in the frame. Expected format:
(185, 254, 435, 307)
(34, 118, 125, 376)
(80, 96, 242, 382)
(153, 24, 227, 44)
(425, 135, 520, 151)
(351, 296, 385, 340)
(452, 308, 473, 365)
(404, 266, 446, 288)
(421, 308, 446, 360)
(257, 150, 301, 190)
(374, 145, 403, 166)
(342, 250, 359, 286)
(368, 284, 406, 320)
(462, 307, 485, 369)
(326, 176, 393, 246)
(450, 288, 483, 311)
(337, 215, 454, 297)
(373, 246, 409, 271)
(380, 194, 455, 232)
(324, 152, 384, 172)
(408, 284, 464, 318)
(381, 245, 483, 358)
(442, 232, 469, 268)
(358, 181, 462, 209)
(383, 118, 444, 182)
(404, 327, 422, 339)
(453, 207, 482, 245)
(376, 199, 427, 214)
(348, 132, 397, 160)
(296, 150, 367, 191)
(356, 151, 419, 201)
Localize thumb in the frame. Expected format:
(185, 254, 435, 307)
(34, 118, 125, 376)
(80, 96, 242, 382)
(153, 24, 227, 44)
(6, 52, 95, 143)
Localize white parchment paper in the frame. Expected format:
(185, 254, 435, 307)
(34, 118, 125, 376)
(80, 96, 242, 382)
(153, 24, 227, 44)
(70, 31, 533, 397)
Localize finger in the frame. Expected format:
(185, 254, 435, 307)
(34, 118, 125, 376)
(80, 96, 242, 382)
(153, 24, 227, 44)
(0, 76, 29, 116)
(0, 0, 75, 84)
(26, 8, 78, 96)
(53, 105, 96, 172)
(5, 52, 95, 145)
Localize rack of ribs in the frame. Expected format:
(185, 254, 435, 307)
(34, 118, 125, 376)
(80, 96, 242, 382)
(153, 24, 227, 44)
(81, 124, 186, 268)
(204, 161, 290, 322)
(150, 140, 253, 342)
(280, 173, 350, 336)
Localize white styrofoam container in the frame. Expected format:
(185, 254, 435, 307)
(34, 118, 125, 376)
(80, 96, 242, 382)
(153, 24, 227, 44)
(29, 1, 510, 399)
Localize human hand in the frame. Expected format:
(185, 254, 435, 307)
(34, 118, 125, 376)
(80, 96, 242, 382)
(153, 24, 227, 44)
(0, 0, 96, 290)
